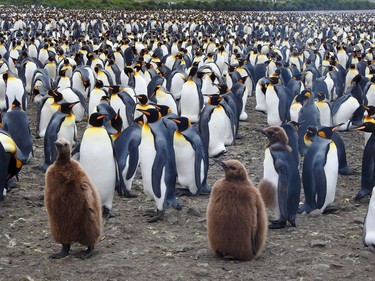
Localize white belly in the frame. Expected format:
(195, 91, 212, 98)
(263, 148, 280, 219)
(320, 142, 338, 212)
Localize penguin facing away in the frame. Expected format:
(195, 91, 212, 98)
(207, 159, 267, 261)
(258, 126, 301, 229)
(45, 137, 102, 259)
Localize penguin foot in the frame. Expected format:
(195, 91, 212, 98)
(175, 188, 193, 196)
(102, 207, 111, 220)
(144, 209, 164, 223)
(354, 189, 372, 201)
(200, 184, 211, 194)
(49, 244, 70, 259)
(339, 166, 354, 175)
(297, 203, 314, 214)
(74, 246, 94, 260)
(39, 163, 49, 172)
(235, 133, 243, 139)
(268, 220, 287, 229)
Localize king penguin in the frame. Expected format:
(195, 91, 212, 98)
(40, 101, 79, 172)
(363, 186, 375, 251)
(206, 159, 267, 261)
(298, 125, 339, 214)
(45, 137, 102, 259)
(354, 120, 375, 200)
(169, 116, 210, 196)
(78, 112, 118, 218)
(138, 108, 181, 222)
(2, 99, 33, 163)
(258, 126, 301, 228)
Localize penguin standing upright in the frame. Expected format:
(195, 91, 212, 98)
(45, 137, 102, 260)
(265, 76, 288, 126)
(138, 108, 181, 222)
(0, 130, 23, 200)
(354, 121, 375, 200)
(258, 126, 301, 229)
(78, 112, 118, 218)
(40, 101, 79, 172)
(298, 125, 339, 214)
(206, 159, 267, 261)
(179, 66, 203, 123)
(114, 117, 142, 198)
(169, 116, 210, 196)
(198, 94, 231, 157)
(2, 99, 33, 163)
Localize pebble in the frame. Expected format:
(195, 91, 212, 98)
(310, 240, 326, 248)
(187, 207, 201, 217)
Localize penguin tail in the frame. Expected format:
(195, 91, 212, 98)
(258, 179, 277, 209)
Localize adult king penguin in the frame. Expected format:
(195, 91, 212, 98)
(169, 116, 210, 196)
(138, 108, 181, 222)
(78, 112, 118, 218)
(298, 125, 339, 213)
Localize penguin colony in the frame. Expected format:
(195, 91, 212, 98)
(0, 7, 375, 260)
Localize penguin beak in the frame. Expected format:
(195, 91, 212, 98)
(213, 158, 230, 170)
(255, 128, 268, 137)
(69, 101, 80, 108)
(332, 123, 344, 131)
(168, 118, 181, 124)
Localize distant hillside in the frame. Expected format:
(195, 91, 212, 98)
(1, 0, 375, 11)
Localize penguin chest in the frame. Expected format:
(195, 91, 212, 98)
(57, 114, 76, 146)
(366, 84, 375, 106)
(180, 81, 201, 122)
(207, 107, 227, 156)
(364, 191, 375, 246)
(265, 86, 281, 125)
(0, 133, 17, 154)
(290, 102, 302, 122)
(315, 101, 332, 127)
(173, 132, 197, 190)
(139, 125, 163, 198)
(263, 148, 280, 217)
(321, 142, 339, 211)
(80, 127, 116, 198)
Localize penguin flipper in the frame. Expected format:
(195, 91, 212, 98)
(315, 167, 327, 210)
(274, 158, 289, 223)
(126, 139, 140, 181)
(151, 151, 167, 199)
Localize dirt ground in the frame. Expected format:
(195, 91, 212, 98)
(0, 94, 374, 281)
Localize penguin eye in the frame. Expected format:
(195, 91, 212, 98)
(229, 166, 236, 170)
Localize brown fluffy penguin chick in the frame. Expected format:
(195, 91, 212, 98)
(44, 137, 102, 259)
(207, 160, 268, 261)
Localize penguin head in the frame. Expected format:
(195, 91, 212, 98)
(110, 85, 123, 94)
(154, 104, 171, 117)
(137, 108, 161, 123)
(215, 159, 248, 181)
(88, 112, 106, 127)
(316, 92, 326, 101)
(135, 94, 148, 105)
(351, 74, 362, 85)
(54, 137, 71, 160)
(95, 80, 104, 89)
(208, 94, 223, 106)
(59, 101, 79, 114)
(317, 124, 342, 139)
(259, 126, 289, 146)
(306, 126, 318, 140)
(169, 116, 191, 132)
